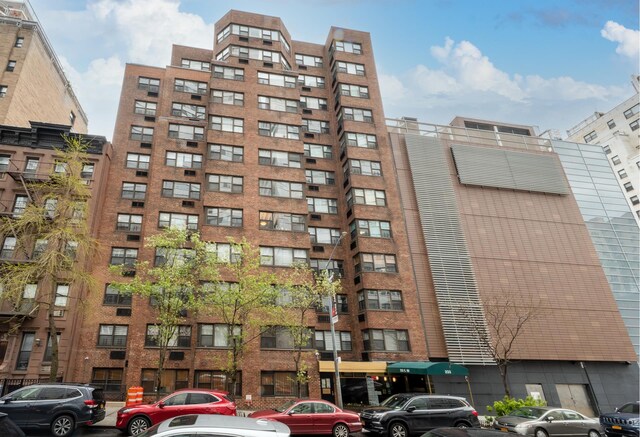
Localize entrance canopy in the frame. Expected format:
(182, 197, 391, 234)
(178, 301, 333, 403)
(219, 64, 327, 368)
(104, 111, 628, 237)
(387, 361, 468, 376)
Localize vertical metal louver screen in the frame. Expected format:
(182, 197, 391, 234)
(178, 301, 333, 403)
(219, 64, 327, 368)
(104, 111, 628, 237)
(405, 134, 494, 365)
(451, 145, 569, 194)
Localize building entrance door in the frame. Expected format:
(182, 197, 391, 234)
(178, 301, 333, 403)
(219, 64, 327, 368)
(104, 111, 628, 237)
(555, 384, 595, 417)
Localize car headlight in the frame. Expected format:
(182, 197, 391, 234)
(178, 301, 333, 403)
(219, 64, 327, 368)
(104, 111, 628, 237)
(628, 418, 640, 426)
(515, 424, 530, 431)
(372, 413, 385, 420)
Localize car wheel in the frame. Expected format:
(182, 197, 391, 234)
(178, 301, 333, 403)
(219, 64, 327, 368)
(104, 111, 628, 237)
(535, 428, 549, 437)
(333, 423, 350, 437)
(456, 421, 471, 428)
(589, 430, 601, 437)
(389, 422, 409, 437)
(51, 414, 75, 437)
(128, 416, 151, 436)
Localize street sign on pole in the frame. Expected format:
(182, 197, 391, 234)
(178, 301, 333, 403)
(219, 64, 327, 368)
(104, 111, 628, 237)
(331, 302, 338, 324)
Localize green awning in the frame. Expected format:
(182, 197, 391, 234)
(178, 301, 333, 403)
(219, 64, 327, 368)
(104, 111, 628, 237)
(387, 361, 469, 376)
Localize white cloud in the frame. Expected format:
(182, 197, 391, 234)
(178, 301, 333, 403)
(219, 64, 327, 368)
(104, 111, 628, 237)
(601, 21, 640, 60)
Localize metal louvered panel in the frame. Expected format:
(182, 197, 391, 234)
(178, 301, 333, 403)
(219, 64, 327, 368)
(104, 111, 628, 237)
(405, 134, 494, 365)
(451, 144, 569, 195)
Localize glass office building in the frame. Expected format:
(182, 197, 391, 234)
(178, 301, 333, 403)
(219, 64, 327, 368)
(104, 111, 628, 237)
(552, 140, 640, 355)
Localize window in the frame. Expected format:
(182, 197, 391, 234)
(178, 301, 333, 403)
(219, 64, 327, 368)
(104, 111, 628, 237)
(351, 219, 391, 238)
(258, 122, 299, 139)
(207, 174, 243, 193)
(138, 77, 160, 92)
(355, 253, 398, 273)
(346, 159, 382, 176)
(309, 227, 341, 244)
(341, 107, 373, 123)
(257, 71, 296, 88)
(304, 143, 332, 159)
(300, 96, 328, 110)
(307, 197, 338, 214)
(207, 243, 241, 263)
(0, 86, 7, 97)
(209, 144, 244, 162)
(260, 247, 308, 266)
(145, 325, 191, 348)
(55, 284, 69, 307)
(155, 248, 195, 266)
(362, 329, 409, 351)
(295, 53, 323, 67)
(631, 195, 639, 205)
(210, 116, 243, 133)
(611, 155, 622, 165)
(168, 124, 204, 140)
(618, 169, 628, 179)
(134, 100, 156, 116)
(339, 84, 369, 98)
(69, 111, 76, 125)
(158, 212, 199, 230)
(32, 239, 47, 259)
(347, 188, 386, 207)
(130, 126, 153, 142)
(125, 153, 150, 170)
(343, 132, 377, 148)
(212, 90, 244, 106)
(171, 102, 206, 119)
(92, 368, 124, 392)
(259, 212, 306, 232)
(197, 324, 241, 347)
(358, 290, 403, 311)
(624, 182, 634, 192)
(631, 120, 639, 131)
(259, 150, 302, 168)
(302, 119, 330, 134)
(16, 333, 34, 370)
(6, 60, 16, 72)
(206, 207, 243, 227)
(261, 371, 308, 397)
(261, 326, 311, 349)
(297, 74, 325, 88)
(607, 119, 616, 129)
(259, 179, 304, 199)
(121, 182, 147, 199)
(258, 95, 298, 113)
(162, 181, 201, 199)
(165, 151, 202, 168)
(104, 284, 132, 306)
(141, 369, 188, 394)
(1, 236, 16, 259)
(583, 131, 597, 142)
(15, 37, 24, 48)
(81, 163, 94, 179)
(304, 170, 336, 185)
(335, 61, 365, 76)
(195, 370, 241, 396)
(174, 79, 207, 95)
(23, 284, 37, 301)
(181, 59, 211, 71)
(213, 65, 244, 81)
(334, 41, 362, 54)
(217, 46, 291, 70)
(98, 325, 128, 347)
(623, 103, 639, 119)
(310, 259, 343, 278)
(218, 24, 289, 50)
(44, 198, 57, 219)
(110, 248, 138, 266)
(116, 213, 142, 232)
(24, 157, 39, 176)
(12, 195, 28, 215)
(315, 331, 352, 351)
(0, 154, 9, 172)
(603, 145, 611, 154)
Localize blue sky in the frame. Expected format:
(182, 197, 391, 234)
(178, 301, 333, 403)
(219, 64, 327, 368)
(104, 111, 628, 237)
(29, 0, 639, 140)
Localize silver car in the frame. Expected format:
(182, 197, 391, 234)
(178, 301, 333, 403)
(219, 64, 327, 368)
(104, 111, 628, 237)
(138, 414, 291, 437)
(494, 407, 601, 437)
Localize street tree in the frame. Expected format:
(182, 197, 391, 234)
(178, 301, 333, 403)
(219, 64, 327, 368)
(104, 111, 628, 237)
(0, 135, 98, 381)
(109, 228, 219, 398)
(204, 238, 284, 395)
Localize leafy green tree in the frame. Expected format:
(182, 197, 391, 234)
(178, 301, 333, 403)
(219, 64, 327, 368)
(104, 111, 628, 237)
(0, 135, 97, 381)
(109, 228, 219, 398)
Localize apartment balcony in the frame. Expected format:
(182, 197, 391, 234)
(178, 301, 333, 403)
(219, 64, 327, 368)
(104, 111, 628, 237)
(0, 299, 39, 321)
(3, 160, 94, 187)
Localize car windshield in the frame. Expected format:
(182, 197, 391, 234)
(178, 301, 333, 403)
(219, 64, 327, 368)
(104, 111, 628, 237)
(275, 400, 297, 413)
(510, 408, 547, 419)
(381, 395, 410, 410)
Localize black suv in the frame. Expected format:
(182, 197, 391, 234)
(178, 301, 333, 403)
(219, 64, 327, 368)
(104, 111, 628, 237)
(600, 402, 639, 437)
(360, 394, 480, 436)
(0, 383, 106, 436)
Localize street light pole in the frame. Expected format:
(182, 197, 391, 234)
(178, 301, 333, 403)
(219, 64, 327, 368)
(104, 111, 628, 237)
(324, 231, 346, 409)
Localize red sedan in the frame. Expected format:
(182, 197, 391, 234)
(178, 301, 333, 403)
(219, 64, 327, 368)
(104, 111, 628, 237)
(249, 399, 362, 437)
(116, 389, 236, 435)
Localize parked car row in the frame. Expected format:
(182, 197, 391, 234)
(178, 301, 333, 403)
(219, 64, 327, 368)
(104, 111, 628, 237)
(0, 382, 636, 437)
